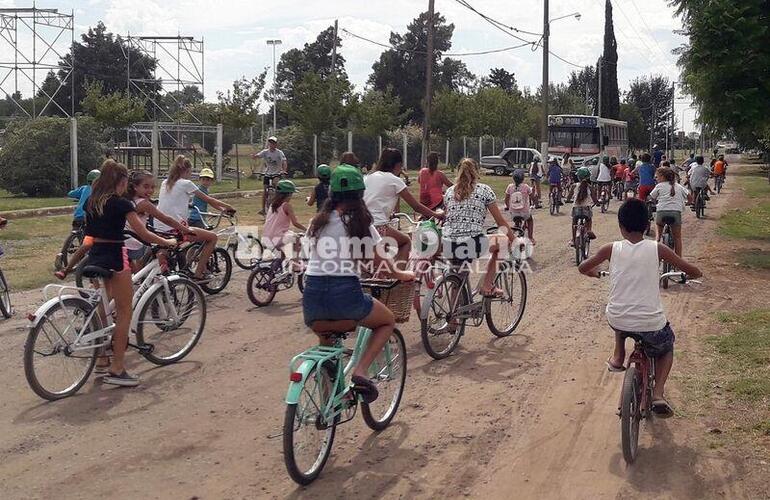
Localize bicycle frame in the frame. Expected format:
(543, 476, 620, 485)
(627, 342, 655, 417)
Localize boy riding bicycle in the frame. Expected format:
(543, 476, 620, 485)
(578, 198, 702, 417)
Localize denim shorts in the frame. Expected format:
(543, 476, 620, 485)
(614, 322, 676, 358)
(302, 275, 374, 327)
(655, 210, 682, 226)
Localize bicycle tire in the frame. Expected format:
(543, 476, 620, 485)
(55, 230, 82, 272)
(198, 247, 232, 295)
(136, 277, 207, 365)
(230, 240, 262, 270)
(620, 365, 642, 464)
(24, 297, 100, 401)
(247, 266, 277, 306)
(283, 365, 336, 485)
(0, 269, 11, 319)
(549, 191, 557, 216)
(485, 267, 527, 337)
(297, 272, 306, 294)
(420, 274, 466, 360)
(661, 230, 673, 289)
(582, 230, 591, 261)
(362, 328, 407, 430)
(574, 226, 582, 266)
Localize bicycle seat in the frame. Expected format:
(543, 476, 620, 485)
(311, 319, 357, 335)
(81, 265, 113, 279)
(511, 216, 525, 225)
(661, 215, 676, 225)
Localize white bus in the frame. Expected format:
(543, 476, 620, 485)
(548, 115, 628, 165)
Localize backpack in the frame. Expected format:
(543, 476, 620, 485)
(509, 186, 526, 210)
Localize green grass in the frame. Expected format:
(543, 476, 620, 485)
(0, 189, 72, 212)
(718, 175, 770, 241)
(737, 249, 770, 269)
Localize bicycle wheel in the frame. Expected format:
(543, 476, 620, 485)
(620, 365, 642, 464)
(136, 277, 206, 365)
(197, 247, 232, 295)
(582, 229, 591, 261)
(549, 191, 557, 215)
(574, 228, 583, 266)
(420, 274, 466, 360)
(24, 297, 101, 401)
(661, 230, 673, 289)
(297, 272, 306, 294)
(283, 365, 337, 485)
(362, 328, 407, 430)
(247, 266, 277, 306)
(0, 269, 11, 319)
(55, 230, 82, 272)
(230, 239, 262, 270)
(485, 266, 527, 337)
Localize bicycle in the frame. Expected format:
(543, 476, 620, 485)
(246, 234, 306, 307)
(0, 218, 11, 319)
(283, 279, 407, 485)
(693, 187, 706, 219)
(257, 172, 285, 214)
(658, 215, 676, 290)
(54, 223, 85, 272)
(573, 214, 591, 266)
(714, 174, 724, 194)
(191, 207, 263, 270)
(612, 179, 624, 201)
(549, 185, 561, 215)
(645, 199, 657, 237)
(25, 242, 206, 401)
(419, 228, 527, 360)
(174, 212, 235, 295)
(598, 183, 610, 213)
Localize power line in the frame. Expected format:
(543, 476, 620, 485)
(451, 0, 542, 44)
(549, 50, 585, 68)
(623, 0, 673, 64)
(340, 27, 533, 56)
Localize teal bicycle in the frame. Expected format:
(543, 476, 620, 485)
(283, 279, 407, 485)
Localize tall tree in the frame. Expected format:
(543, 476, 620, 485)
(567, 66, 598, 114)
(597, 0, 620, 118)
(352, 88, 407, 138)
(162, 85, 204, 119)
(619, 102, 647, 150)
(626, 76, 674, 149)
(218, 72, 267, 181)
(484, 68, 519, 95)
(368, 11, 475, 123)
(55, 22, 159, 115)
(81, 81, 146, 129)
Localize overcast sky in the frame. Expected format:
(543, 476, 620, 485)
(0, 0, 698, 131)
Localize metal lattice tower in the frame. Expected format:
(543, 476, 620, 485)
(0, 6, 74, 117)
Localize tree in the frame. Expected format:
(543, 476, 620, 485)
(626, 76, 674, 149)
(218, 72, 267, 180)
(54, 22, 159, 115)
(352, 88, 407, 138)
(82, 81, 146, 129)
(285, 72, 351, 137)
(619, 102, 647, 150)
(0, 117, 105, 196)
(567, 66, 597, 114)
(597, 0, 620, 119)
(484, 68, 519, 95)
(368, 11, 475, 123)
(162, 86, 204, 120)
(431, 89, 469, 139)
(672, 0, 770, 150)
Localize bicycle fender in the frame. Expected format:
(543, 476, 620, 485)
(285, 359, 317, 404)
(28, 295, 91, 329)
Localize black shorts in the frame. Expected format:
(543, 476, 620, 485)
(614, 323, 675, 358)
(442, 234, 487, 265)
(263, 174, 280, 187)
(85, 242, 129, 273)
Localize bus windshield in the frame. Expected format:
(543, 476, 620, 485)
(548, 127, 599, 154)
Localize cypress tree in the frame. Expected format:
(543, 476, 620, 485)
(596, 0, 620, 119)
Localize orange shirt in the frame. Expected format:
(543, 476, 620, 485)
(713, 160, 726, 175)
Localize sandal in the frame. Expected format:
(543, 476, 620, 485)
(351, 375, 379, 404)
(651, 399, 674, 418)
(605, 359, 626, 372)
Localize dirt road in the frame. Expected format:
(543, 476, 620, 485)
(1, 171, 767, 499)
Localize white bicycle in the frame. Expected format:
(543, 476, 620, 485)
(24, 241, 207, 401)
(191, 207, 263, 270)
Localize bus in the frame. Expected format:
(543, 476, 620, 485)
(548, 115, 628, 165)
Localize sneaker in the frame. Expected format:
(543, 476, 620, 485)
(103, 371, 140, 387)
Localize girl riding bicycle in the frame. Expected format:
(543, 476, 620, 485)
(649, 166, 691, 257)
(155, 155, 235, 282)
(84, 160, 176, 387)
(263, 179, 307, 262)
(303, 165, 413, 403)
(505, 169, 535, 244)
(571, 167, 598, 247)
(418, 151, 452, 210)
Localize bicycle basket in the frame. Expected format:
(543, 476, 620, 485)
(364, 280, 416, 323)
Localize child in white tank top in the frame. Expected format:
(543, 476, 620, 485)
(577, 198, 701, 418)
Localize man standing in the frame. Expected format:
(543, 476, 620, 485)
(253, 136, 288, 215)
(652, 144, 664, 168)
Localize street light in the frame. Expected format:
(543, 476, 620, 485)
(266, 39, 282, 134)
(540, 6, 581, 161)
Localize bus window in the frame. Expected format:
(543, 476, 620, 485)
(549, 128, 573, 150)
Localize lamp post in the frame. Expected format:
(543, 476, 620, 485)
(266, 39, 282, 134)
(540, 9, 581, 161)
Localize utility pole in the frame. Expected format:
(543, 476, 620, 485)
(266, 39, 283, 133)
(540, 0, 550, 162)
(671, 83, 675, 161)
(420, 0, 436, 168)
(649, 101, 656, 153)
(597, 58, 602, 117)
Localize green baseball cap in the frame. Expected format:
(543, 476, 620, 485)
(330, 164, 365, 193)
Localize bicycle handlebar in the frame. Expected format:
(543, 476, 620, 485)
(598, 270, 701, 285)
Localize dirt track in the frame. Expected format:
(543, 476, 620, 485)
(1, 169, 767, 499)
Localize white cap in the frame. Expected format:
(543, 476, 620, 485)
(268, 136, 278, 143)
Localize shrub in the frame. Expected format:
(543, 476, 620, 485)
(0, 116, 105, 196)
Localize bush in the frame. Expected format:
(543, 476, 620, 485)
(0, 116, 105, 196)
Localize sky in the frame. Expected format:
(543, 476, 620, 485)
(0, 0, 698, 132)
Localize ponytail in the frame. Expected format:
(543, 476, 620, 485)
(657, 166, 677, 197)
(576, 179, 590, 204)
(453, 158, 478, 201)
(167, 155, 191, 192)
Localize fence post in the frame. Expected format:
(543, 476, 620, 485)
(445, 139, 450, 169)
(478, 136, 483, 159)
(347, 130, 353, 152)
(403, 133, 408, 170)
(70, 117, 78, 189)
(492, 137, 495, 153)
(151, 121, 160, 177)
(463, 136, 467, 158)
(215, 123, 224, 179)
(313, 134, 318, 171)
(378, 135, 382, 160)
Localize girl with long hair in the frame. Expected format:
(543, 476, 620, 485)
(418, 151, 452, 210)
(85, 160, 176, 387)
(571, 167, 599, 247)
(262, 179, 306, 261)
(442, 158, 514, 296)
(155, 155, 235, 281)
(649, 166, 691, 256)
(303, 165, 413, 403)
(363, 148, 443, 269)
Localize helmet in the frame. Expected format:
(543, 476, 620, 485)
(86, 169, 100, 183)
(512, 168, 525, 183)
(199, 168, 215, 179)
(317, 164, 331, 179)
(330, 164, 365, 193)
(576, 167, 591, 180)
(276, 179, 297, 194)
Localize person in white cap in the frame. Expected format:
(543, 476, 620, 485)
(253, 136, 288, 214)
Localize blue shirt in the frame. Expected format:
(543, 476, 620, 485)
(68, 185, 91, 220)
(189, 184, 208, 221)
(638, 163, 656, 186)
(547, 164, 563, 184)
(653, 150, 664, 167)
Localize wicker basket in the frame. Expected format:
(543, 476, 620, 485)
(366, 280, 416, 323)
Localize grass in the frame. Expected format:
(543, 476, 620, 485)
(737, 249, 770, 269)
(718, 175, 770, 241)
(0, 189, 72, 212)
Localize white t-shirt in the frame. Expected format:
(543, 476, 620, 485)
(155, 178, 199, 232)
(597, 163, 612, 182)
(650, 182, 689, 212)
(363, 171, 407, 226)
(304, 211, 382, 277)
(256, 148, 286, 175)
(442, 183, 496, 239)
(606, 239, 667, 332)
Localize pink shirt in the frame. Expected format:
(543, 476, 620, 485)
(505, 183, 532, 218)
(418, 168, 446, 209)
(263, 202, 291, 244)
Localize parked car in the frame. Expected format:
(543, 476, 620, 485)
(480, 148, 542, 176)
